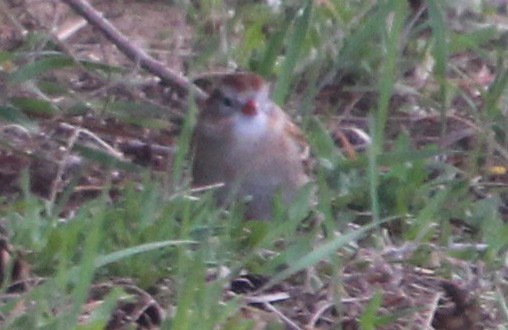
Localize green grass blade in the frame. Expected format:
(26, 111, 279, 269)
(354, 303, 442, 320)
(264, 221, 379, 288)
(484, 66, 508, 119)
(273, 1, 313, 104)
(375, 0, 407, 143)
(0, 105, 35, 126)
(95, 240, 197, 268)
(72, 144, 142, 172)
(60, 199, 107, 329)
(9, 55, 75, 84)
(359, 290, 383, 330)
(10, 96, 60, 115)
(426, 0, 449, 139)
(171, 96, 197, 185)
(257, 28, 286, 77)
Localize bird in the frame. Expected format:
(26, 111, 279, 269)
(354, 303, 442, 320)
(191, 72, 310, 220)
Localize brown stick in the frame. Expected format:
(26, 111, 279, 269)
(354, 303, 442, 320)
(60, 0, 207, 103)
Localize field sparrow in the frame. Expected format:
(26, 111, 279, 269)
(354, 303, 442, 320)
(192, 72, 310, 220)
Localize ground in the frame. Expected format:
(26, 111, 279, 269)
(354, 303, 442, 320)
(0, 0, 507, 329)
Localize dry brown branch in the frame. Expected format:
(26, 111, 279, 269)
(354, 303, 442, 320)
(60, 0, 207, 103)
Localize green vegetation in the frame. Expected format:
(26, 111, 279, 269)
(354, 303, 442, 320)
(0, 0, 507, 328)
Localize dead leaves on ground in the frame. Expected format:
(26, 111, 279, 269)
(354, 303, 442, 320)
(0, 235, 500, 328)
(82, 281, 165, 330)
(1, 0, 507, 329)
(224, 248, 498, 329)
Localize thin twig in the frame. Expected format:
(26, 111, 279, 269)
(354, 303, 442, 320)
(48, 127, 80, 207)
(243, 292, 290, 304)
(60, 0, 207, 103)
(307, 302, 334, 329)
(56, 17, 88, 41)
(263, 302, 303, 330)
(58, 122, 124, 159)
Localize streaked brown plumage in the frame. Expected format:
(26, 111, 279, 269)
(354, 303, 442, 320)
(192, 72, 309, 219)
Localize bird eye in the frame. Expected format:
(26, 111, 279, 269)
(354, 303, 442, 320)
(222, 97, 233, 107)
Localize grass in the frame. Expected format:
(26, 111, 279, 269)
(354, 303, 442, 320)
(0, 0, 507, 328)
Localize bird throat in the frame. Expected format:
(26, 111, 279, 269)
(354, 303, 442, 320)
(233, 112, 268, 146)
